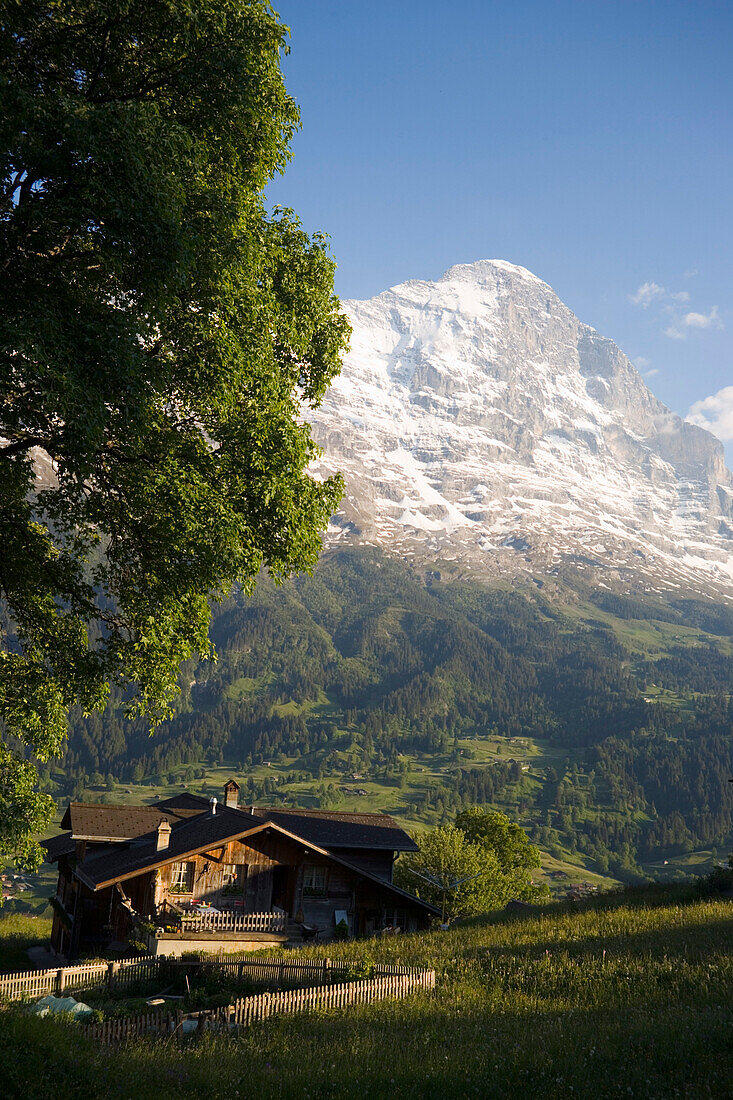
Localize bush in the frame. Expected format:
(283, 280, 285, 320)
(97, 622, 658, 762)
(697, 857, 733, 896)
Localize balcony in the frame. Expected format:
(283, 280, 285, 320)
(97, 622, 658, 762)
(150, 906, 290, 956)
(179, 909, 287, 934)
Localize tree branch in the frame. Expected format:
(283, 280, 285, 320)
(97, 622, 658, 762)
(0, 436, 55, 459)
(85, 17, 117, 99)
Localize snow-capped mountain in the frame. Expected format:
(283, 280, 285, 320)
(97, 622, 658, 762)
(309, 260, 733, 596)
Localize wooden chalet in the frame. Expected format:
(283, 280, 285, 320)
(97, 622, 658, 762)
(43, 780, 438, 959)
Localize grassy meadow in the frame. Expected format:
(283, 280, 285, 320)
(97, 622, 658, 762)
(1, 884, 731, 1099)
(0, 911, 52, 971)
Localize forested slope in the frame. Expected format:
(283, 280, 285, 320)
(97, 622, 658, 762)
(49, 549, 733, 880)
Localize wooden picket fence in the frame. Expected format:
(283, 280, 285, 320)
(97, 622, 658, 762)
(86, 968, 436, 1044)
(0, 952, 433, 1005)
(177, 955, 349, 987)
(179, 956, 431, 985)
(170, 956, 430, 989)
(0, 955, 159, 1002)
(86, 1007, 185, 1043)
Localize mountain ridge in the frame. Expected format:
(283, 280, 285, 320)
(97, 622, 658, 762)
(308, 260, 733, 597)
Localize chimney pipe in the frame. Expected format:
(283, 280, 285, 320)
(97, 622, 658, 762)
(156, 818, 171, 852)
(210, 796, 218, 816)
(223, 779, 240, 810)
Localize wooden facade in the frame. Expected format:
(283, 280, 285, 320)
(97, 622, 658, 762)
(149, 829, 423, 938)
(153, 830, 301, 917)
(45, 790, 437, 958)
(52, 851, 140, 958)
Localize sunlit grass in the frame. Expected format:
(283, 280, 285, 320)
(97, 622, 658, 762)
(0, 911, 53, 971)
(1, 885, 731, 1099)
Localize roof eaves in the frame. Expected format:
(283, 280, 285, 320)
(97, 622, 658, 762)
(41, 832, 76, 863)
(78, 817, 270, 891)
(326, 838, 419, 852)
(76, 815, 437, 914)
(71, 834, 136, 843)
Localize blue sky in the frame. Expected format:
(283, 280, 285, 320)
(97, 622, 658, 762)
(268, 1, 733, 464)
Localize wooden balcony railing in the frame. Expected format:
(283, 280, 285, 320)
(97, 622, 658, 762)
(176, 910, 287, 935)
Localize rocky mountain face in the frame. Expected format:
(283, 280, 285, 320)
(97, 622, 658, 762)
(308, 260, 733, 596)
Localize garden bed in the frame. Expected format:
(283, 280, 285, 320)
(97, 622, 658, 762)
(80, 966, 267, 1019)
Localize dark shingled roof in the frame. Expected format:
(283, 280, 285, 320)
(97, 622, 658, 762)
(48, 790, 420, 894)
(60, 802, 192, 841)
(248, 808, 419, 852)
(58, 795, 417, 852)
(75, 805, 262, 890)
(73, 808, 439, 916)
(42, 832, 76, 862)
(59, 792, 209, 843)
(153, 792, 212, 817)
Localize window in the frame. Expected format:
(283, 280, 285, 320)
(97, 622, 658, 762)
(221, 864, 247, 893)
(303, 864, 327, 897)
(170, 861, 195, 893)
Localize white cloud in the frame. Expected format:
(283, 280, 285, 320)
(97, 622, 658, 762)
(634, 356, 650, 369)
(664, 305, 722, 340)
(687, 386, 733, 442)
(644, 368, 660, 378)
(664, 325, 686, 340)
(630, 283, 688, 308)
(630, 277, 724, 347)
(630, 282, 666, 307)
(683, 305, 720, 329)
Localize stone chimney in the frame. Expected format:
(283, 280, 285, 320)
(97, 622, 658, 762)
(223, 778, 240, 809)
(156, 818, 171, 852)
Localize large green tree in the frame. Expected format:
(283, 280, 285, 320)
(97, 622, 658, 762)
(456, 807, 540, 869)
(0, 0, 349, 867)
(456, 807, 547, 903)
(396, 810, 548, 920)
(395, 825, 503, 921)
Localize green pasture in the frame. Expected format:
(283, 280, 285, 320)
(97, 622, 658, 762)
(0, 911, 53, 971)
(1, 884, 731, 1098)
(11, 731, 646, 903)
(561, 598, 733, 657)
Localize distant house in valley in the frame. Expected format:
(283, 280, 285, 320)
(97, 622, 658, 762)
(43, 780, 438, 959)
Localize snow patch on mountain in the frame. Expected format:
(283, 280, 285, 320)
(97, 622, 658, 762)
(308, 261, 733, 596)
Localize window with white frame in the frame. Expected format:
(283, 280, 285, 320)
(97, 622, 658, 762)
(170, 861, 195, 893)
(303, 864, 327, 896)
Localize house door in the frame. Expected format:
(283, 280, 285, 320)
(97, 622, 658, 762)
(244, 863, 273, 912)
(271, 865, 289, 912)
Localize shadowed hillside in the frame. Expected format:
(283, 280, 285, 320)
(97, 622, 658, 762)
(32, 548, 733, 882)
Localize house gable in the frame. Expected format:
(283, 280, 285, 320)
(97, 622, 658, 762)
(43, 785, 439, 958)
(74, 816, 438, 916)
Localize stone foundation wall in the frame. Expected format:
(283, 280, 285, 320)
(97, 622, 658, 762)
(149, 931, 289, 957)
